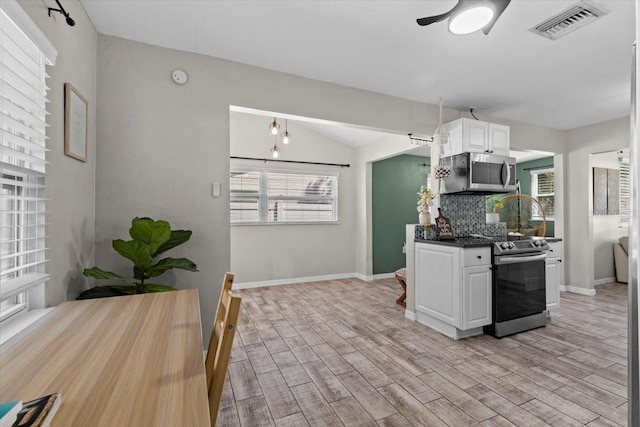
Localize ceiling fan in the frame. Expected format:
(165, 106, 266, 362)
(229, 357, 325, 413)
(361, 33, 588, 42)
(416, 0, 511, 35)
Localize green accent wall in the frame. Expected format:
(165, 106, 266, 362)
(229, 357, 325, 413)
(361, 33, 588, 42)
(516, 156, 555, 237)
(372, 155, 429, 274)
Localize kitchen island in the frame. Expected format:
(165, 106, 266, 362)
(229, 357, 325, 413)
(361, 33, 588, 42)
(413, 238, 493, 339)
(405, 224, 564, 340)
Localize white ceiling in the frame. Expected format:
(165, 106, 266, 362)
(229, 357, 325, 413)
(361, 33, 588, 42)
(80, 0, 635, 132)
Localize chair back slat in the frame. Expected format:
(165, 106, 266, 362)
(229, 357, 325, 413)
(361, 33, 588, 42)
(208, 292, 241, 426)
(205, 272, 234, 389)
(205, 272, 241, 427)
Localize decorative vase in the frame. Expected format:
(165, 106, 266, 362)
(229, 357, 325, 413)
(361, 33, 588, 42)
(486, 213, 500, 224)
(419, 210, 431, 225)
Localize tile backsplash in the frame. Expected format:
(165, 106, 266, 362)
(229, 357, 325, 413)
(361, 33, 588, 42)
(423, 194, 506, 238)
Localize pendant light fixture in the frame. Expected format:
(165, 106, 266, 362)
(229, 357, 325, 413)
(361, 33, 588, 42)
(270, 135, 281, 158)
(281, 119, 293, 145)
(268, 118, 280, 135)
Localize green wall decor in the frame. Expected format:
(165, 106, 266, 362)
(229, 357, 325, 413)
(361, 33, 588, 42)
(372, 155, 429, 274)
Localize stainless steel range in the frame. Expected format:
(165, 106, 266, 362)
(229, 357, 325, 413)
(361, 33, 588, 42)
(484, 237, 549, 338)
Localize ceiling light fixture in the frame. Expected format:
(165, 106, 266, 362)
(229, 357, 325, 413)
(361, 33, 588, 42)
(281, 119, 292, 145)
(448, 4, 495, 35)
(268, 118, 280, 135)
(416, 0, 511, 36)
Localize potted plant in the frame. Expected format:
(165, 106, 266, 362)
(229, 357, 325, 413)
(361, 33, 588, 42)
(486, 196, 504, 224)
(78, 217, 198, 299)
(417, 185, 434, 225)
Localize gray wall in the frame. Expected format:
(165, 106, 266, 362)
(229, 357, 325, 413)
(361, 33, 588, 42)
(230, 112, 357, 283)
(21, 0, 97, 305)
(565, 117, 630, 291)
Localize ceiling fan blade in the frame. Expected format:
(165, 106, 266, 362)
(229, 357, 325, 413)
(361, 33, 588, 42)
(482, 0, 511, 35)
(416, 1, 462, 26)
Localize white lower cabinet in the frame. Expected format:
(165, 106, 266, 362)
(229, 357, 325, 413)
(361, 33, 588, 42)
(415, 243, 491, 339)
(545, 241, 563, 310)
(462, 265, 492, 329)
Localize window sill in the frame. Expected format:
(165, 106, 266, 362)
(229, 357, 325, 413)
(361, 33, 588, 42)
(0, 308, 54, 346)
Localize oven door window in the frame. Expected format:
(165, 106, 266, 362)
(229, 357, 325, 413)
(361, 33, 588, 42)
(494, 259, 546, 322)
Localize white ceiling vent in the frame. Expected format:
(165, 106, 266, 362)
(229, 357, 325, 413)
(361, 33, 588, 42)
(529, 1, 608, 41)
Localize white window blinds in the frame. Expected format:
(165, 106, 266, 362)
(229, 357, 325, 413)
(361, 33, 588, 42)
(620, 160, 630, 222)
(1, 2, 56, 313)
(231, 168, 339, 224)
(531, 168, 554, 219)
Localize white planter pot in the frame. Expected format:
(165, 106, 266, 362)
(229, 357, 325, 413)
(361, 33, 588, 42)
(419, 211, 431, 225)
(486, 213, 500, 224)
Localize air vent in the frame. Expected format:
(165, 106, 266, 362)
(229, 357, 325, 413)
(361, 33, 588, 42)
(529, 1, 607, 41)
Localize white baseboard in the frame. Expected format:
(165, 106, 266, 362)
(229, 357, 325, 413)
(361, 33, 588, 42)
(560, 285, 596, 296)
(372, 273, 395, 280)
(233, 273, 358, 290)
(594, 277, 617, 286)
(404, 310, 416, 321)
(354, 273, 373, 282)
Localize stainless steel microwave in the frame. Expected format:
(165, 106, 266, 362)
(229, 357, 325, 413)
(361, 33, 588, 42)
(440, 152, 517, 194)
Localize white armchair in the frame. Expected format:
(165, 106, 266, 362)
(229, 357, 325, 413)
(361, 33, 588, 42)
(613, 236, 629, 283)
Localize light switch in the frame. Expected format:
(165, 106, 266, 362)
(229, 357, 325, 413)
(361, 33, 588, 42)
(212, 182, 221, 197)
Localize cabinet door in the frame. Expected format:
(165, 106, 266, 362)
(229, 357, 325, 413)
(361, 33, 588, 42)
(415, 244, 460, 326)
(545, 258, 560, 309)
(488, 124, 510, 156)
(462, 265, 492, 329)
(547, 241, 564, 288)
(463, 120, 489, 153)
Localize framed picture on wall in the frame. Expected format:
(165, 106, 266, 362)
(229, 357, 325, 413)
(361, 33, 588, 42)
(64, 83, 88, 162)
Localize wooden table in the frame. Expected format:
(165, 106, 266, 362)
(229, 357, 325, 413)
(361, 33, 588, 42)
(0, 290, 211, 427)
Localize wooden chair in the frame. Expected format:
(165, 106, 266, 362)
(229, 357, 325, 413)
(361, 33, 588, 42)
(394, 268, 407, 307)
(205, 273, 241, 427)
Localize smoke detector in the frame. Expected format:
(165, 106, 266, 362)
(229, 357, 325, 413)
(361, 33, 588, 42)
(529, 1, 607, 41)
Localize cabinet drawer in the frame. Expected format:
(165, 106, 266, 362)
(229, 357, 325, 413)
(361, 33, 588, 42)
(463, 248, 491, 266)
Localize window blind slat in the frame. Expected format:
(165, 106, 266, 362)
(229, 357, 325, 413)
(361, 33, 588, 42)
(0, 272, 49, 300)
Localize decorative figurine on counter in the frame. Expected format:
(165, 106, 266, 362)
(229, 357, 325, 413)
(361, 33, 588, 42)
(435, 208, 455, 240)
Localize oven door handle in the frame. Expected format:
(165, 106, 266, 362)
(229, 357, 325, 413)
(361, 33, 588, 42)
(494, 253, 547, 265)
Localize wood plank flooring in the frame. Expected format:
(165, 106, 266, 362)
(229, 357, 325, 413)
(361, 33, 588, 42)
(218, 279, 628, 426)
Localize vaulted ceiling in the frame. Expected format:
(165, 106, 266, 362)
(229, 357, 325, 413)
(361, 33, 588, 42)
(81, 0, 634, 132)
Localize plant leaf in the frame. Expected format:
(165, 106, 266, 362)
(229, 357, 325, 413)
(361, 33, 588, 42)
(83, 267, 125, 280)
(76, 284, 137, 300)
(146, 257, 198, 277)
(154, 230, 192, 257)
(113, 239, 153, 269)
(129, 217, 171, 256)
(144, 284, 177, 293)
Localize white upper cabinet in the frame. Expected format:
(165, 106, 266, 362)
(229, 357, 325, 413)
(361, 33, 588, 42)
(443, 118, 510, 157)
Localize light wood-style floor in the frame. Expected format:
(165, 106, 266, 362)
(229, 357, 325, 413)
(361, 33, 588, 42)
(218, 278, 628, 426)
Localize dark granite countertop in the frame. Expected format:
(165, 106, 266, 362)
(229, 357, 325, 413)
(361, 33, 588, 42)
(415, 235, 563, 248)
(414, 237, 495, 248)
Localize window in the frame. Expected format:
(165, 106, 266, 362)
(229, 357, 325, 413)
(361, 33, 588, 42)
(1, 3, 56, 323)
(531, 168, 554, 220)
(231, 168, 338, 224)
(620, 160, 630, 222)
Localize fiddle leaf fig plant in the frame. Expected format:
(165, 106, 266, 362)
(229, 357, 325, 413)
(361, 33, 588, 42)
(78, 217, 198, 300)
